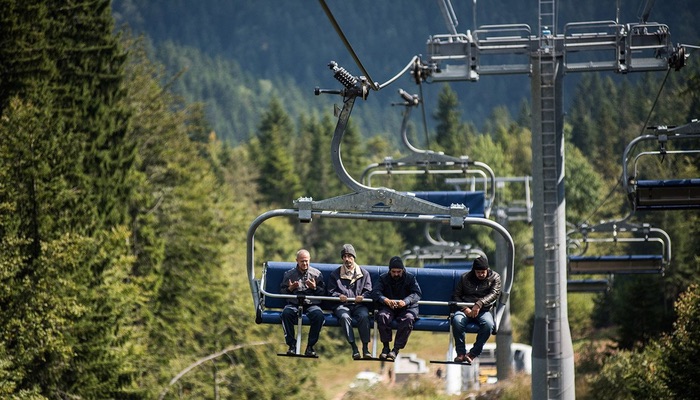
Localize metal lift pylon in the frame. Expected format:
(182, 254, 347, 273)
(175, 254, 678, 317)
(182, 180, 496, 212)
(418, 1, 688, 399)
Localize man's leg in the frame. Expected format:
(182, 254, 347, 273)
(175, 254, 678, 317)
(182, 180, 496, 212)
(353, 305, 372, 357)
(306, 305, 325, 348)
(353, 305, 371, 345)
(376, 308, 394, 358)
(468, 310, 495, 357)
(451, 311, 468, 356)
(281, 305, 298, 348)
(334, 305, 355, 344)
(376, 308, 394, 345)
(392, 310, 415, 350)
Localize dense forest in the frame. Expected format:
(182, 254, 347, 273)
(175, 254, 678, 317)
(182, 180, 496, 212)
(111, 0, 700, 145)
(0, 0, 699, 399)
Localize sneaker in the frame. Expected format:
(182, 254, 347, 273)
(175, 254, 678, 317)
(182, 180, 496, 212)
(304, 346, 317, 357)
(351, 343, 360, 360)
(386, 350, 396, 361)
(379, 350, 389, 360)
(363, 350, 373, 359)
(453, 353, 468, 363)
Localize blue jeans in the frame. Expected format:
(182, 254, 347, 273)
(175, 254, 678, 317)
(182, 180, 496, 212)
(451, 310, 494, 357)
(334, 304, 371, 345)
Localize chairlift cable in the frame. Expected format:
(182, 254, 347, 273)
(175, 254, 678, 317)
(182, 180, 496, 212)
(318, 0, 379, 91)
(639, 67, 671, 136)
(585, 66, 672, 223)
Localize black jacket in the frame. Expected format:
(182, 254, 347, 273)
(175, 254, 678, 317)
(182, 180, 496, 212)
(371, 270, 422, 316)
(452, 269, 501, 311)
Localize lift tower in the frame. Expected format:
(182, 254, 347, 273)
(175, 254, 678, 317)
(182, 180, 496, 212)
(420, 1, 686, 399)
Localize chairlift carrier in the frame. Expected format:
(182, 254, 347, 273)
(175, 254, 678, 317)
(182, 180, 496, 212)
(622, 121, 700, 211)
(567, 221, 671, 275)
(247, 62, 515, 359)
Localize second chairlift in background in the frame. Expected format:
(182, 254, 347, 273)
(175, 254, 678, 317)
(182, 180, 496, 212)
(361, 89, 496, 219)
(623, 120, 700, 211)
(566, 218, 672, 294)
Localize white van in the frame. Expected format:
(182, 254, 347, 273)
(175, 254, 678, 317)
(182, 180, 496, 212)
(478, 342, 532, 383)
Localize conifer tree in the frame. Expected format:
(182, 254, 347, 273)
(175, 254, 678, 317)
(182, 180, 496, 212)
(434, 84, 469, 153)
(253, 98, 303, 206)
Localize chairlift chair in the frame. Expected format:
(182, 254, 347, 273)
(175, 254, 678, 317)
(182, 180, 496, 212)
(567, 220, 671, 275)
(623, 121, 700, 211)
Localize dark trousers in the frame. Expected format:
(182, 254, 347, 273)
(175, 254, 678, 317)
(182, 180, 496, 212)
(334, 304, 371, 345)
(376, 307, 415, 350)
(281, 304, 324, 348)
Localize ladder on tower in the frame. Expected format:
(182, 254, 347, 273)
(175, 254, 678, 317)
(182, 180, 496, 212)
(539, 0, 563, 398)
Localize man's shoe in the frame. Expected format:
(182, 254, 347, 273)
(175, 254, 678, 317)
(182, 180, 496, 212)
(286, 345, 296, 355)
(351, 343, 360, 359)
(363, 350, 373, 359)
(304, 346, 317, 357)
(379, 350, 388, 360)
(386, 350, 396, 361)
(454, 353, 468, 363)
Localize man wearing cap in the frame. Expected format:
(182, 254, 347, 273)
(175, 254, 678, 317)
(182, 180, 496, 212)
(328, 244, 373, 359)
(371, 256, 422, 361)
(280, 249, 326, 357)
(451, 255, 502, 363)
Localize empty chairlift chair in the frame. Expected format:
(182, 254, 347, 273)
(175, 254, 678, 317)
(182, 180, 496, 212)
(623, 121, 700, 211)
(567, 221, 671, 275)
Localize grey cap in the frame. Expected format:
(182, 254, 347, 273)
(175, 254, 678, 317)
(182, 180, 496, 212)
(341, 243, 356, 259)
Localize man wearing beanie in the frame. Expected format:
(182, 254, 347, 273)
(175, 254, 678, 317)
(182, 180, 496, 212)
(371, 256, 422, 361)
(451, 255, 502, 363)
(328, 244, 373, 359)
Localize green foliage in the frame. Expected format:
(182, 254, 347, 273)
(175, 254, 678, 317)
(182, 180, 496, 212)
(434, 85, 470, 153)
(661, 284, 700, 399)
(252, 98, 303, 206)
(586, 343, 669, 400)
(564, 141, 604, 224)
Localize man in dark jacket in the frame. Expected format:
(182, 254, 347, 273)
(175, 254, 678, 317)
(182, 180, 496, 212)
(451, 255, 502, 363)
(328, 244, 373, 359)
(372, 256, 422, 361)
(280, 249, 326, 357)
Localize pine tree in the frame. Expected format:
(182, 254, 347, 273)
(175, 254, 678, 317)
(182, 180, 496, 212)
(0, 1, 141, 396)
(253, 98, 303, 206)
(433, 84, 469, 153)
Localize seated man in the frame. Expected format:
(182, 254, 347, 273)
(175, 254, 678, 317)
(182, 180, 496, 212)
(328, 244, 373, 359)
(371, 256, 421, 361)
(280, 249, 326, 356)
(451, 255, 501, 363)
